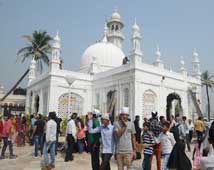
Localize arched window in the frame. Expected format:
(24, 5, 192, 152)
(143, 90, 157, 119)
(123, 88, 129, 107)
(111, 25, 114, 30)
(115, 25, 119, 31)
(58, 93, 83, 119)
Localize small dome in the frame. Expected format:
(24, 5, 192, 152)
(111, 11, 121, 20)
(80, 41, 125, 71)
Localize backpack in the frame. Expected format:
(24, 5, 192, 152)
(170, 124, 180, 142)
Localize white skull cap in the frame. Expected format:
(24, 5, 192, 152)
(120, 107, 129, 115)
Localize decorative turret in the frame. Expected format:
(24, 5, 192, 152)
(180, 56, 187, 75)
(131, 18, 143, 56)
(50, 32, 61, 72)
(102, 22, 108, 43)
(28, 58, 36, 85)
(107, 9, 125, 49)
(154, 46, 164, 68)
(192, 49, 201, 79)
(129, 18, 142, 65)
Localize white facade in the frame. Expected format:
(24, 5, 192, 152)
(26, 11, 202, 124)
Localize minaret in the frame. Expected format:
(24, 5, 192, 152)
(50, 32, 61, 72)
(180, 56, 187, 75)
(192, 49, 201, 79)
(107, 9, 125, 49)
(129, 18, 142, 64)
(131, 18, 143, 55)
(28, 58, 36, 85)
(154, 46, 164, 68)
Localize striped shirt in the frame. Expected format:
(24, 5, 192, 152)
(142, 131, 155, 155)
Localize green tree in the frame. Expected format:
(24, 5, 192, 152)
(201, 70, 214, 121)
(1, 31, 52, 102)
(17, 31, 52, 73)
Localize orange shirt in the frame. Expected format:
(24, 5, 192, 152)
(194, 120, 205, 132)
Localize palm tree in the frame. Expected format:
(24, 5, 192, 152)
(17, 31, 52, 73)
(1, 31, 52, 102)
(201, 70, 214, 121)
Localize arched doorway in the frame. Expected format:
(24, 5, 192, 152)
(58, 92, 83, 119)
(166, 92, 182, 121)
(34, 95, 40, 113)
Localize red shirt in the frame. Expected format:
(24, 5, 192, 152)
(2, 119, 12, 138)
(0, 120, 3, 135)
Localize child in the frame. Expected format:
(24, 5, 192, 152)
(157, 121, 175, 170)
(142, 122, 155, 170)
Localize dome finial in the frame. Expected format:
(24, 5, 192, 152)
(156, 44, 161, 58)
(102, 22, 108, 43)
(114, 6, 118, 12)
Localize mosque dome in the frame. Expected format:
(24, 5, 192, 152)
(111, 11, 121, 21)
(80, 40, 125, 70)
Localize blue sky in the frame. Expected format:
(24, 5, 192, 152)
(0, 0, 214, 91)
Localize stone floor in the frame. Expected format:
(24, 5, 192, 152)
(0, 145, 193, 170)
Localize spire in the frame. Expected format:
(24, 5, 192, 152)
(154, 45, 164, 68)
(131, 18, 142, 54)
(53, 31, 61, 49)
(50, 31, 61, 72)
(102, 22, 108, 43)
(155, 45, 161, 62)
(129, 18, 143, 65)
(180, 56, 186, 75)
(192, 48, 201, 79)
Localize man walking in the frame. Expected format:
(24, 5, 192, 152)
(65, 113, 77, 162)
(88, 111, 101, 170)
(42, 112, 57, 170)
(88, 113, 115, 170)
(182, 116, 191, 151)
(31, 114, 45, 157)
(114, 107, 136, 170)
(194, 116, 205, 142)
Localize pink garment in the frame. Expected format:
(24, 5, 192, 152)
(1, 119, 12, 138)
(193, 143, 202, 170)
(77, 122, 86, 139)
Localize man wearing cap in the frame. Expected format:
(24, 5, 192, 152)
(88, 113, 115, 170)
(114, 107, 136, 170)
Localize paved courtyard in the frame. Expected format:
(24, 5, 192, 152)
(0, 144, 193, 170)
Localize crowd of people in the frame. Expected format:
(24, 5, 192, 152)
(0, 108, 214, 170)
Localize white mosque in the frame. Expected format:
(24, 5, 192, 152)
(25, 10, 202, 123)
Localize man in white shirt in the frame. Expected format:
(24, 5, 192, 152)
(65, 113, 77, 162)
(42, 112, 57, 170)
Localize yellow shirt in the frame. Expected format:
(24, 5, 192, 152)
(194, 120, 205, 132)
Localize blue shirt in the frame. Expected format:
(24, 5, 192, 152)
(88, 120, 115, 154)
